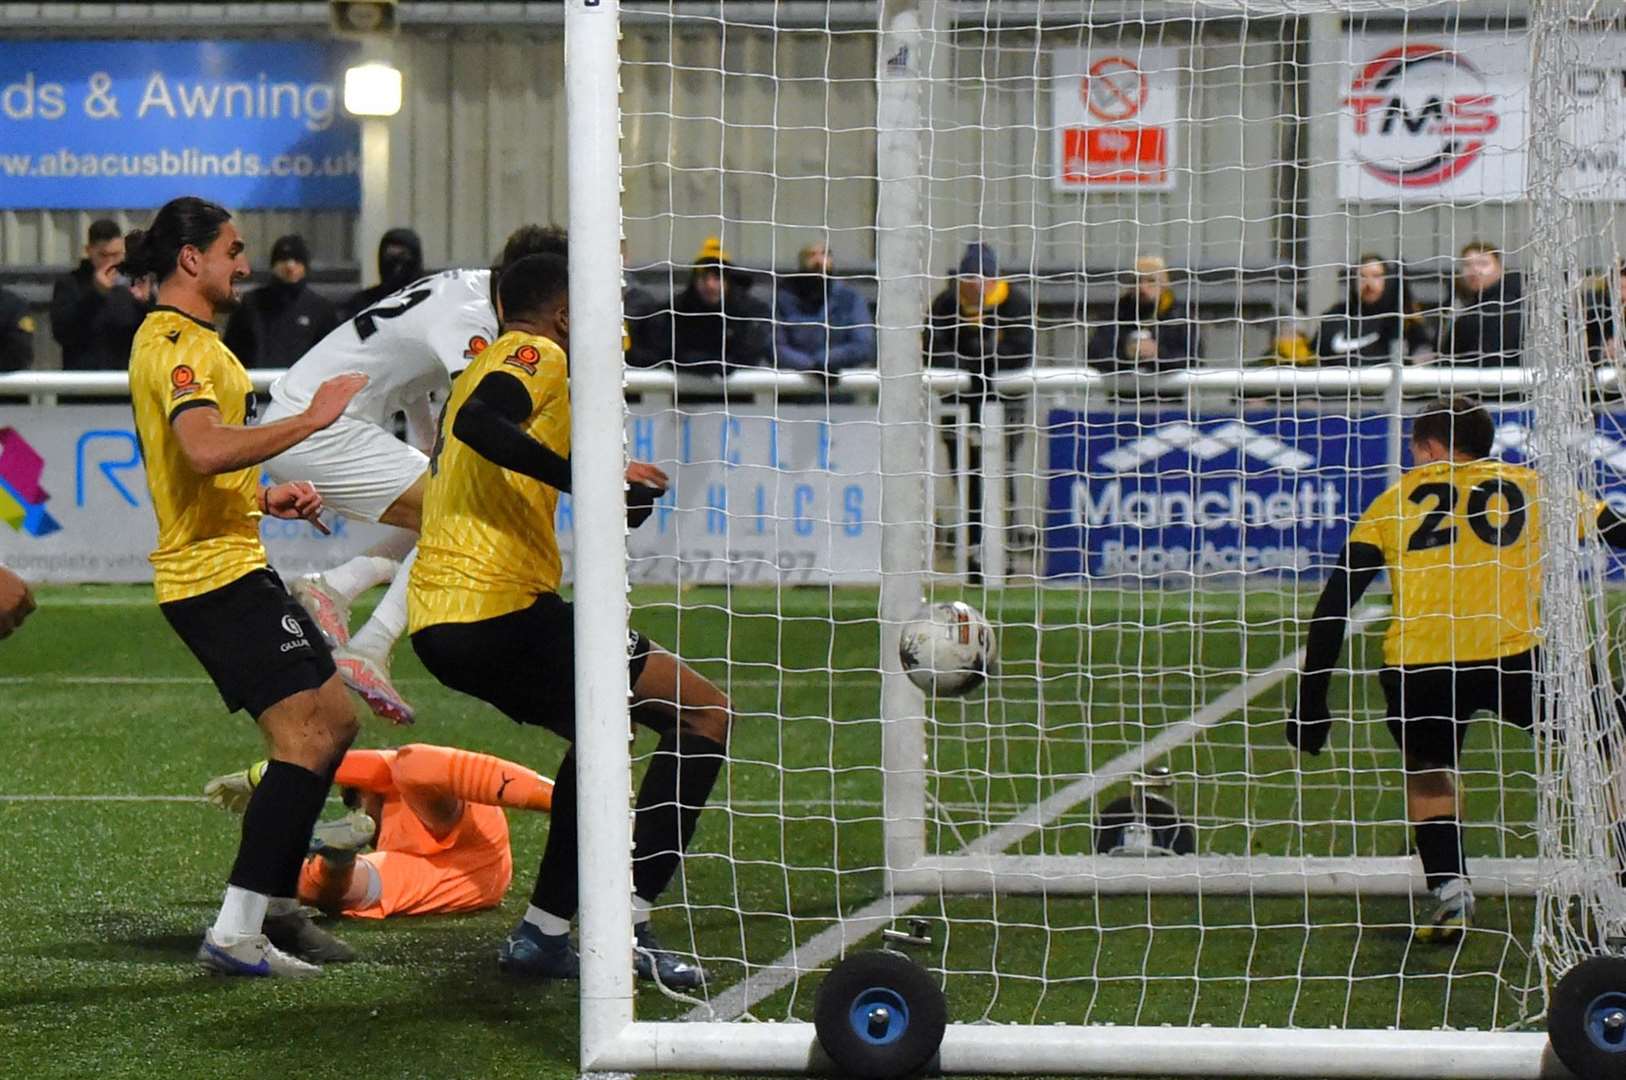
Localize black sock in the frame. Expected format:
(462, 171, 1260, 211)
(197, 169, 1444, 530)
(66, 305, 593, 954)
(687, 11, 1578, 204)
(632, 731, 726, 905)
(1415, 815, 1467, 891)
(229, 760, 331, 898)
(530, 748, 578, 922)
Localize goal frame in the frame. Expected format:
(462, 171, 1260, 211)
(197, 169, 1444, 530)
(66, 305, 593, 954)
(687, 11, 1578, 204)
(567, 1, 1573, 1074)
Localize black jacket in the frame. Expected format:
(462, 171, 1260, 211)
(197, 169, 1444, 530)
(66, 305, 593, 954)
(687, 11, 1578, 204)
(49, 261, 149, 371)
(224, 280, 340, 369)
(624, 285, 669, 370)
(339, 228, 426, 322)
(1443, 273, 1524, 366)
(925, 281, 1035, 379)
(667, 283, 772, 377)
(1313, 292, 1434, 366)
(1086, 289, 1201, 373)
(0, 287, 34, 373)
(1582, 280, 1623, 366)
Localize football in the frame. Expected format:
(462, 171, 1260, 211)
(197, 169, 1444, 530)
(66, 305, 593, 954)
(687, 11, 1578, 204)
(898, 601, 997, 697)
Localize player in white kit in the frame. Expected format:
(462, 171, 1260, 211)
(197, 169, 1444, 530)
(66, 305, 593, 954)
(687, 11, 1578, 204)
(265, 225, 567, 724)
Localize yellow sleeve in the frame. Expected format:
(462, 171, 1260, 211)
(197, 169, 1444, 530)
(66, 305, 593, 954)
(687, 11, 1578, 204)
(1347, 485, 1400, 563)
(164, 332, 225, 421)
(1582, 492, 1608, 541)
(499, 343, 570, 456)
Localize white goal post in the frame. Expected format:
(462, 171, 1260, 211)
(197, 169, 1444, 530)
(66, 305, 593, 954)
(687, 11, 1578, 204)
(567, 0, 1626, 1076)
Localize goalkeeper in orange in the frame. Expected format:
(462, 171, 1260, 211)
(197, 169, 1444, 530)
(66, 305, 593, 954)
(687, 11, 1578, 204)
(205, 744, 552, 933)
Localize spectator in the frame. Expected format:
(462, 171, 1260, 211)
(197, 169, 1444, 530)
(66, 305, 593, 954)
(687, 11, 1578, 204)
(0, 285, 35, 372)
(49, 218, 149, 371)
(926, 241, 1034, 381)
(1441, 241, 1523, 366)
(224, 234, 340, 368)
(1086, 255, 1201, 373)
(623, 243, 668, 370)
(774, 241, 875, 374)
(925, 241, 1035, 581)
(1582, 258, 1625, 367)
(667, 236, 772, 377)
(1313, 254, 1435, 366)
(340, 227, 425, 321)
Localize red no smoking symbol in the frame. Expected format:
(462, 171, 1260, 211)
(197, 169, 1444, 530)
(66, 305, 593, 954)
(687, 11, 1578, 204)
(1082, 56, 1147, 121)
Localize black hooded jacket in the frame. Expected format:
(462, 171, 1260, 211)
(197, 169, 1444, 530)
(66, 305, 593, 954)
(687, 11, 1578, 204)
(49, 260, 149, 371)
(1314, 271, 1434, 366)
(224, 279, 341, 368)
(339, 228, 426, 322)
(1442, 272, 1524, 366)
(1086, 288, 1201, 373)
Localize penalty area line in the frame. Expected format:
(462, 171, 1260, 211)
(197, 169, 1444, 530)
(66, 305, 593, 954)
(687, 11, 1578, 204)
(685, 605, 1384, 1023)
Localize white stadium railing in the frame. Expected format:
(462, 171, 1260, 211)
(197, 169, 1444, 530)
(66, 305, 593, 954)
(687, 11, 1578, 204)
(0, 363, 1615, 399)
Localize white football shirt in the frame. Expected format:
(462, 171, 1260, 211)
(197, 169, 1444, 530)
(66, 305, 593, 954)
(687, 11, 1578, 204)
(269, 268, 496, 429)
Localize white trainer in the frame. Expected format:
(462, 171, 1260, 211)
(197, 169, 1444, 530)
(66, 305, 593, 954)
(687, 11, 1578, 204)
(1415, 877, 1476, 944)
(290, 574, 352, 649)
(309, 810, 378, 857)
(196, 928, 322, 978)
(335, 647, 415, 725)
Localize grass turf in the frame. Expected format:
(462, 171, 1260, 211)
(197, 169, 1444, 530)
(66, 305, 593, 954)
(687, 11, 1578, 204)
(1, 582, 1546, 1078)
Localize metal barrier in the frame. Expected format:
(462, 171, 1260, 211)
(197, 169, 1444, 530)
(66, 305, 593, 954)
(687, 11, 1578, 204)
(0, 364, 1603, 400)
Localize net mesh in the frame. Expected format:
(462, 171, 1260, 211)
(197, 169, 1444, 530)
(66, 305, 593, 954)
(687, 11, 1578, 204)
(596, 0, 1626, 1045)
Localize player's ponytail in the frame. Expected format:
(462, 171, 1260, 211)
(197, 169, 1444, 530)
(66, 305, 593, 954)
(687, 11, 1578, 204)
(119, 197, 233, 282)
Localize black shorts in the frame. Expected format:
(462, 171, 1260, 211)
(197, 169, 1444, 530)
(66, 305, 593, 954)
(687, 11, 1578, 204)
(1379, 649, 1538, 767)
(410, 592, 652, 741)
(160, 567, 337, 718)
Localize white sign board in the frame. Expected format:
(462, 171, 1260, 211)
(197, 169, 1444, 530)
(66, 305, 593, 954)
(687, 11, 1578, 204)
(561, 404, 883, 585)
(0, 406, 402, 584)
(1051, 46, 1181, 192)
(0, 403, 884, 587)
(1338, 33, 1626, 202)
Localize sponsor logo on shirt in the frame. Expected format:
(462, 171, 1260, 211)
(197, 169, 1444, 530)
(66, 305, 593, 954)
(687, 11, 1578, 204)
(502, 344, 541, 375)
(171, 364, 200, 401)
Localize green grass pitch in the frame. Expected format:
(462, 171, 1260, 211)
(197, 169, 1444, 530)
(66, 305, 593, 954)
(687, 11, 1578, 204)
(1, 582, 1546, 1079)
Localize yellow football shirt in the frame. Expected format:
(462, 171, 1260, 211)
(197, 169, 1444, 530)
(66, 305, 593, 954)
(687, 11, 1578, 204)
(409, 330, 570, 631)
(129, 306, 266, 604)
(1348, 458, 1544, 666)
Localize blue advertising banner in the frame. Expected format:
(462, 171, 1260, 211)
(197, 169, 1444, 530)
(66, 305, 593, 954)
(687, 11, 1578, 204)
(1044, 409, 1626, 580)
(0, 41, 360, 210)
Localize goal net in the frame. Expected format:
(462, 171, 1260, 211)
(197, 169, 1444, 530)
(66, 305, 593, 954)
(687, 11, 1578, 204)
(565, 0, 1626, 1075)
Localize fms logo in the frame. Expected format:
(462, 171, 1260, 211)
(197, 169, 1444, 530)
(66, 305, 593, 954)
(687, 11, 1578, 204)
(0, 427, 61, 536)
(1342, 44, 1500, 189)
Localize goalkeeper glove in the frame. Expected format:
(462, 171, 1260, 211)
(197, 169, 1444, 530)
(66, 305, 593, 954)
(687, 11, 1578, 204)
(203, 759, 267, 814)
(1286, 689, 1334, 755)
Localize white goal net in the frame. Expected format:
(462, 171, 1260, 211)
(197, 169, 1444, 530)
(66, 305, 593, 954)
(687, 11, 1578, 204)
(566, 0, 1626, 1075)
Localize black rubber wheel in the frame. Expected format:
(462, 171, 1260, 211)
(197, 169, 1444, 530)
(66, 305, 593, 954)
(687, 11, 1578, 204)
(813, 950, 948, 1080)
(1549, 955, 1626, 1080)
(1094, 793, 1196, 856)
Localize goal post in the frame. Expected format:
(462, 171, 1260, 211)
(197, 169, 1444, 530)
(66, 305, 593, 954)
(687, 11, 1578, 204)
(568, 0, 1626, 1075)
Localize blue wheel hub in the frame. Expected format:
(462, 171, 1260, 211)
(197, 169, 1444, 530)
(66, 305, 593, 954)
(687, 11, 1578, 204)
(849, 986, 909, 1046)
(1585, 992, 1626, 1053)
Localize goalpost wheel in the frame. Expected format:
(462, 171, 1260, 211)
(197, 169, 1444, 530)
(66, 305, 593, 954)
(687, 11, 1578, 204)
(813, 950, 949, 1080)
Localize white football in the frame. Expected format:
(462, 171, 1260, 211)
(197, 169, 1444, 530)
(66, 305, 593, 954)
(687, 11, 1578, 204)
(899, 601, 996, 697)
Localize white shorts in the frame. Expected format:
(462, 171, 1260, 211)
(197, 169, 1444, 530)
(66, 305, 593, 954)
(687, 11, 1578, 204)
(263, 409, 428, 524)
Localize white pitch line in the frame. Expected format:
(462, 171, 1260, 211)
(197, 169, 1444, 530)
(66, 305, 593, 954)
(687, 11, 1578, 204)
(686, 605, 1384, 1022)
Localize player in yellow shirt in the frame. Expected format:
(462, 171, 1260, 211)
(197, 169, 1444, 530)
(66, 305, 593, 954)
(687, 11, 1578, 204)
(1290, 396, 1626, 942)
(409, 252, 727, 990)
(124, 196, 369, 977)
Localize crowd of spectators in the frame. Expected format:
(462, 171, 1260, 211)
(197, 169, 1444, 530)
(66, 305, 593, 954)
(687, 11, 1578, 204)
(12, 222, 1626, 383)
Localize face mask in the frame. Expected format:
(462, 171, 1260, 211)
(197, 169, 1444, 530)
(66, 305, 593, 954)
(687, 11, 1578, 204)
(380, 251, 418, 286)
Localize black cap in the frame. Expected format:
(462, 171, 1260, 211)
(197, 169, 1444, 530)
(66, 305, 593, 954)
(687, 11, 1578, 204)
(270, 234, 310, 267)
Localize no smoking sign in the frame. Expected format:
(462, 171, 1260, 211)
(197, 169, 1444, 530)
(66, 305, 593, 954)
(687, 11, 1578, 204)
(1082, 56, 1147, 121)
